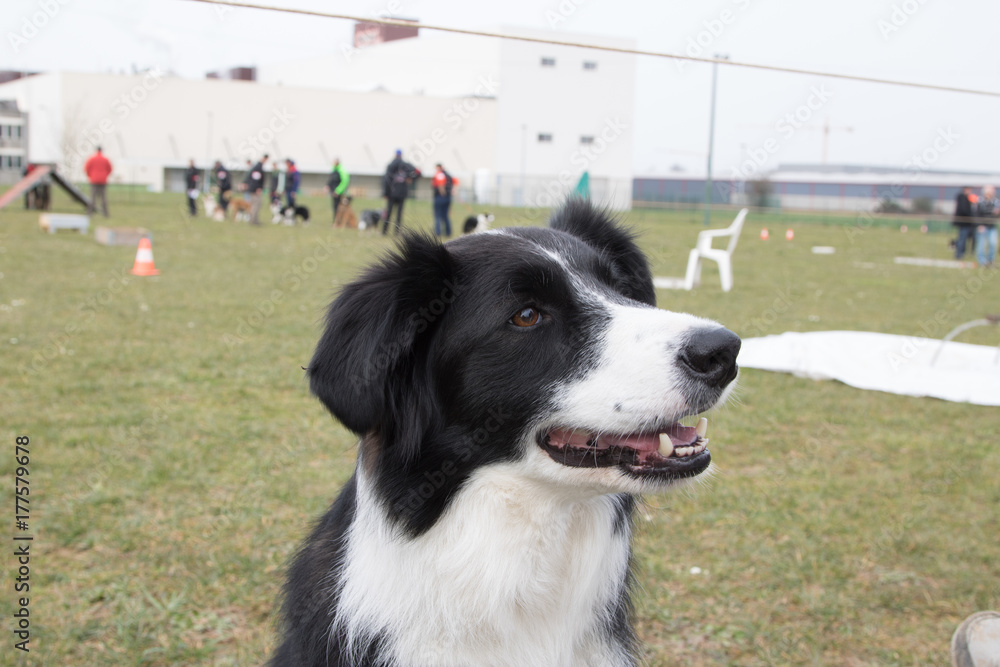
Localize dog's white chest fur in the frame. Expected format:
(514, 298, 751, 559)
(336, 464, 633, 666)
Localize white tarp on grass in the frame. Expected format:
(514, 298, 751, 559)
(737, 331, 1000, 406)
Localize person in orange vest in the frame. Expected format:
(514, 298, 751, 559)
(84, 146, 113, 217)
(431, 163, 456, 237)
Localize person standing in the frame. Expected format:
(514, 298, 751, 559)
(241, 160, 252, 191)
(245, 154, 267, 225)
(382, 150, 418, 236)
(213, 160, 232, 215)
(952, 187, 975, 260)
(269, 159, 285, 208)
(84, 146, 113, 217)
(184, 159, 200, 216)
(975, 185, 998, 267)
(324, 159, 350, 223)
(285, 159, 301, 208)
(431, 163, 455, 237)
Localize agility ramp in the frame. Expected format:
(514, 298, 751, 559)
(0, 165, 91, 211)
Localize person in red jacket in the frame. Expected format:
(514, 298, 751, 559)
(84, 146, 113, 217)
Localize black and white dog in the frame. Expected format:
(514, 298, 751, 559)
(271, 199, 740, 666)
(359, 209, 382, 232)
(462, 212, 494, 234)
(271, 202, 310, 226)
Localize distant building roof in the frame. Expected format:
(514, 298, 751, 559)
(776, 163, 1000, 179)
(0, 71, 38, 85)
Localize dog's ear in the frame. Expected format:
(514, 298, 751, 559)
(308, 234, 455, 461)
(549, 198, 656, 306)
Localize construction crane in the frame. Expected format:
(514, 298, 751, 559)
(737, 117, 854, 164)
(806, 117, 854, 165)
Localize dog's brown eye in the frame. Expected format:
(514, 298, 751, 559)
(511, 307, 541, 328)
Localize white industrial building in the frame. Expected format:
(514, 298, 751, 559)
(0, 69, 498, 197)
(0, 25, 636, 208)
(0, 99, 29, 185)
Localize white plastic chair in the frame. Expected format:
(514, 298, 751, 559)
(681, 208, 748, 292)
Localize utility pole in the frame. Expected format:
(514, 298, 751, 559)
(703, 54, 728, 227)
(520, 124, 527, 207)
(205, 111, 213, 193)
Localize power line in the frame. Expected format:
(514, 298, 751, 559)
(184, 0, 1000, 98)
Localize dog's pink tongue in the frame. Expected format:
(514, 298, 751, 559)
(600, 433, 660, 453)
(599, 424, 698, 452)
(548, 424, 698, 452)
(547, 429, 594, 448)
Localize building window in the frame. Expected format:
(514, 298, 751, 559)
(844, 183, 874, 197)
(813, 183, 840, 197)
(13, 126, 21, 139)
(541, 57, 556, 67)
(538, 133, 553, 143)
(580, 136, 595, 145)
(583, 61, 598, 70)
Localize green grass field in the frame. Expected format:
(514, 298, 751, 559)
(1, 188, 998, 666)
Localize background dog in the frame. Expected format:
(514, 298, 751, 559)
(333, 196, 359, 229)
(462, 212, 494, 234)
(224, 191, 252, 222)
(358, 208, 381, 232)
(270, 199, 740, 666)
(202, 194, 223, 221)
(271, 202, 310, 226)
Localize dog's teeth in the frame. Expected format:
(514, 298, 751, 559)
(676, 446, 692, 457)
(658, 433, 673, 457)
(696, 417, 708, 438)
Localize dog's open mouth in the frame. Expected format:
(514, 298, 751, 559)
(540, 418, 711, 479)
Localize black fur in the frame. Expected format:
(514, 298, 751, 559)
(548, 198, 655, 306)
(306, 224, 631, 536)
(360, 209, 382, 228)
(283, 204, 310, 223)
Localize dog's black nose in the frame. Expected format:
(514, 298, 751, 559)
(679, 327, 741, 388)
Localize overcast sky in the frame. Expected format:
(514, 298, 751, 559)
(4, 0, 1000, 176)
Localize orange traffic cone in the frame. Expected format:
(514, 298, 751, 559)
(760, 228, 769, 240)
(131, 237, 160, 276)
(785, 229, 795, 241)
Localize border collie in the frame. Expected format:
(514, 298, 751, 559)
(462, 212, 494, 234)
(271, 199, 740, 666)
(272, 202, 311, 226)
(358, 209, 382, 232)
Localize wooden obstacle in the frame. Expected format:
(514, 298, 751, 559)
(0, 164, 92, 212)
